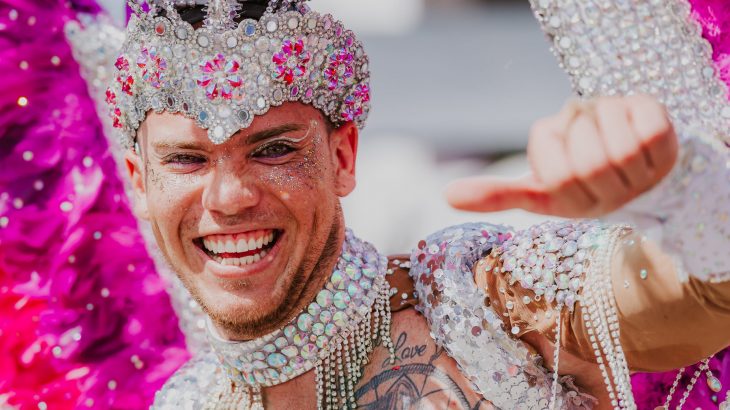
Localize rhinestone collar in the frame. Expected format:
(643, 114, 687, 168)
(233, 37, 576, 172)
(207, 229, 389, 388)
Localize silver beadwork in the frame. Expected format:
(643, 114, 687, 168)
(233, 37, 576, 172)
(109, 0, 370, 147)
(410, 223, 596, 409)
(580, 226, 635, 409)
(182, 230, 395, 410)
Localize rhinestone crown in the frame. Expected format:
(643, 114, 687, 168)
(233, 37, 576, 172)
(108, 0, 371, 147)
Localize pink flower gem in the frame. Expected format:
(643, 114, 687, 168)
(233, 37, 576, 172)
(196, 53, 243, 101)
(115, 56, 129, 72)
(116, 75, 134, 96)
(341, 83, 370, 122)
(105, 88, 116, 105)
(112, 107, 123, 128)
(323, 48, 354, 91)
(137, 47, 167, 89)
(273, 38, 311, 85)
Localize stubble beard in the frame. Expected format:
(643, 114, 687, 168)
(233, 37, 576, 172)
(180, 214, 344, 340)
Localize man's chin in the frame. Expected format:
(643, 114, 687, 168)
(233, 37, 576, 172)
(191, 273, 305, 339)
(198, 299, 282, 339)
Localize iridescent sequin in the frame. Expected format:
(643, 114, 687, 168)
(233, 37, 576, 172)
(410, 223, 593, 409)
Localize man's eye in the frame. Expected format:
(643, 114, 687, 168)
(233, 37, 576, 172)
(254, 143, 296, 159)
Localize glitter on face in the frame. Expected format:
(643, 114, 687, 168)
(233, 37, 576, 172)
(137, 106, 349, 339)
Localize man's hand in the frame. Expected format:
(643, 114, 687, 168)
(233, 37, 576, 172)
(446, 95, 679, 218)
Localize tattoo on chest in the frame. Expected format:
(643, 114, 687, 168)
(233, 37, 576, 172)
(357, 332, 488, 410)
(381, 331, 428, 368)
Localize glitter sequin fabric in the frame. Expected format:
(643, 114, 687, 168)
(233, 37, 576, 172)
(410, 222, 598, 409)
(495, 220, 609, 312)
(608, 133, 730, 282)
(152, 351, 225, 410)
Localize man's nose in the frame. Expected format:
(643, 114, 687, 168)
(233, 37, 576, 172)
(202, 170, 261, 216)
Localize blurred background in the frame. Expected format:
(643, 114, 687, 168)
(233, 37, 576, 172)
(99, 0, 574, 253)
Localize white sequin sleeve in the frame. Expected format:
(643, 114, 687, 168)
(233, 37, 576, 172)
(606, 135, 730, 282)
(528, 0, 730, 282)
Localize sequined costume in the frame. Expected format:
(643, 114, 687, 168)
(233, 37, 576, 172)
(150, 0, 730, 408)
(2, 0, 730, 409)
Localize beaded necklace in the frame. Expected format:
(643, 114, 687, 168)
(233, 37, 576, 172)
(205, 229, 395, 409)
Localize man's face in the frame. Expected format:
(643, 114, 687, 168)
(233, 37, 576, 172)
(126, 103, 358, 339)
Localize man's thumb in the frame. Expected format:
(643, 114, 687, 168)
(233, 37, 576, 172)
(445, 173, 547, 213)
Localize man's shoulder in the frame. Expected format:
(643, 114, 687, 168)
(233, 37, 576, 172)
(151, 351, 222, 409)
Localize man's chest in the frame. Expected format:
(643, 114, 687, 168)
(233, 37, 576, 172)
(261, 309, 489, 410)
(353, 310, 490, 410)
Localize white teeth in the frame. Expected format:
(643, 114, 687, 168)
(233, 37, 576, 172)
(203, 230, 278, 267)
(237, 238, 249, 253)
(225, 240, 236, 253)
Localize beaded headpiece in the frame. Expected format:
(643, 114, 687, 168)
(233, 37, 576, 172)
(107, 0, 371, 147)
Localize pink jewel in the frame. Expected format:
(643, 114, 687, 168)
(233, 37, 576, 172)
(115, 56, 129, 72)
(196, 53, 243, 100)
(353, 83, 370, 101)
(323, 48, 354, 91)
(112, 107, 122, 128)
(137, 47, 167, 89)
(155, 21, 166, 35)
(273, 38, 311, 85)
(341, 83, 370, 121)
(116, 75, 134, 96)
(105, 88, 116, 105)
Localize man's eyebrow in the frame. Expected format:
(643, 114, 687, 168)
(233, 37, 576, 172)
(149, 124, 305, 151)
(243, 124, 304, 145)
(151, 140, 211, 152)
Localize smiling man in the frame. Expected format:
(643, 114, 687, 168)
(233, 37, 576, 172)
(131, 105, 353, 340)
(110, 0, 730, 409)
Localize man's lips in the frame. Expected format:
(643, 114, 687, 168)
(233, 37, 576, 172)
(193, 229, 284, 278)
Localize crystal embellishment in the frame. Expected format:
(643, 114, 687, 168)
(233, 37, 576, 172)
(110, 4, 372, 146)
(206, 229, 392, 392)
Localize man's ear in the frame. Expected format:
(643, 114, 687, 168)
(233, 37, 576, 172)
(124, 146, 150, 220)
(330, 121, 359, 197)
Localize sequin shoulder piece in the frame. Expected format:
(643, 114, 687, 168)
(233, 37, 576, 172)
(152, 351, 225, 409)
(408, 222, 593, 409)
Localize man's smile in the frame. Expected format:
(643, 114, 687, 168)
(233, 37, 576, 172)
(193, 229, 284, 278)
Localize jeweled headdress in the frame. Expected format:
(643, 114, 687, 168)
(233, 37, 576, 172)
(107, 0, 371, 147)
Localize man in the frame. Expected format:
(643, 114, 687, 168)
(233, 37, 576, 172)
(110, 0, 730, 408)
